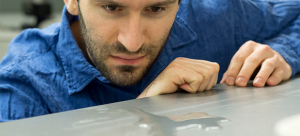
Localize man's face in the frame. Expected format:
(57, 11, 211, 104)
(77, 0, 179, 86)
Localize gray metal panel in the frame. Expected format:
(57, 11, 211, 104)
(1, 74, 300, 136)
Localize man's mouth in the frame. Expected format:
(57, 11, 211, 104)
(110, 55, 145, 65)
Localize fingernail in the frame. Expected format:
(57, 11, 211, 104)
(254, 78, 263, 85)
(237, 77, 247, 86)
(226, 76, 235, 85)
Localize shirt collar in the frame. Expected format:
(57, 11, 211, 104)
(169, 16, 197, 48)
(57, 6, 196, 95)
(57, 6, 110, 95)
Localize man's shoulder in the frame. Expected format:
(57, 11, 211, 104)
(179, 0, 231, 13)
(177, 0, 233, 28)
(0, 22, 64, 80)
(2, 23, 60, 61)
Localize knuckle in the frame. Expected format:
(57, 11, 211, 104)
(256, 71, 270, 79)
(246, 40, 255, 44)
(237, 70, 249, 78)
(196, 75, 203, 84)
(168, 63, 182, 70)
(245, 40, 256, 46)
(245, 56, 260, 63)
(245, 57, 259, 63)
(232, 55, 245, 62)
(201, 69, 209, 76)
(212, 62, 220, 72)
(208, 67, 214, 76)
(226, 67, 238, 76)
(204, 68, 214, 79)
(174, 57, 186, 62)
(260, 45, 271, 52)
(273, 55, 280, 62)
(264, 60, 275, 67)
(271, 75, 281, 83)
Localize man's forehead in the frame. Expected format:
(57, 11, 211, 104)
(92, 0, 177, 7)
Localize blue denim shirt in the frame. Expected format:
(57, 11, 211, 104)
(1, 0, 300, 122)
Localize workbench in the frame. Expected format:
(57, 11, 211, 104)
(1, 74, 300, 136)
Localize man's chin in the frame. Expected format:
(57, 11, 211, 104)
(108, 76, 142, 87)
(97, 62, 152, 86)
(105, 68, 145, 87)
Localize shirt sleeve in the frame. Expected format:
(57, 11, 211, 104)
(0, 72, 49, 122)
(234, 0, 300, 76)
(263, 15, 300, 76)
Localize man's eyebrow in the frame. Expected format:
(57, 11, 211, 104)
(149, 0, 177, 7)
(93, 0, 177, 7)
(93, 0, 126, 6)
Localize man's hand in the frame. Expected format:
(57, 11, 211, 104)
(220, 41, 292, 87)
(137, 58, 219, 98)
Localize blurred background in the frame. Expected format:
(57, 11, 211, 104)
(0, 0, 65, 60)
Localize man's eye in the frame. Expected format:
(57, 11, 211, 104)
(103, 5, 118, 11)
(150, 7, 165, 13)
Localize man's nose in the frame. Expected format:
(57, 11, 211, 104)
(118, 14, 145, 52)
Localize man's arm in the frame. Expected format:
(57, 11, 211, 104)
(221, 0, 300, 87)
(0, 71, 49, 122)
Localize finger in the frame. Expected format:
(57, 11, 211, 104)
(198, 71, 213, 92)
(193, 61, 219, 88)
(266, 67, 284, 86)
(236, 45, 273, 87)
(176, 61, 218, 92)
(138, 64, 203, 98)
(172, 65, 204, 93)
(220, 71, 229, 83)
(253, 58, 277, 87)
(174, 58, 219, 91)
(174, 59, 217, 92)
(220, 74, 226, 83)
(138, 58, 217, 98)
(224, 42, 255, 85)
(204, 70, 218, 91)
(175, 58, 219, 69)
(214, 74, 218, 86)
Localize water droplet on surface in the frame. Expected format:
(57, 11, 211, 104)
(118, 107, 230, 135)
(71, 107, 230, 136)
(139, 124, 150, 128)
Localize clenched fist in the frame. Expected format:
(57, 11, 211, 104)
(137, 58, 220, 98)
(221, 41, 292, 87)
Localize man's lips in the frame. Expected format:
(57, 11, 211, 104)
(110, 55, 145, 65)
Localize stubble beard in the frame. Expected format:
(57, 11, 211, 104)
(77, 8, 169, 87)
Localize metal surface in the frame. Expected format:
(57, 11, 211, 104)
(1, 74, 300, 136)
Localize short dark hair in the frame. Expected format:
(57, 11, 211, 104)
(77, 0, 181, 4)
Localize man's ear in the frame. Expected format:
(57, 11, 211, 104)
(64, 0, 79, 15)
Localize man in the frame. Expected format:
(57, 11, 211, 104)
(0, 0, 299, 122)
